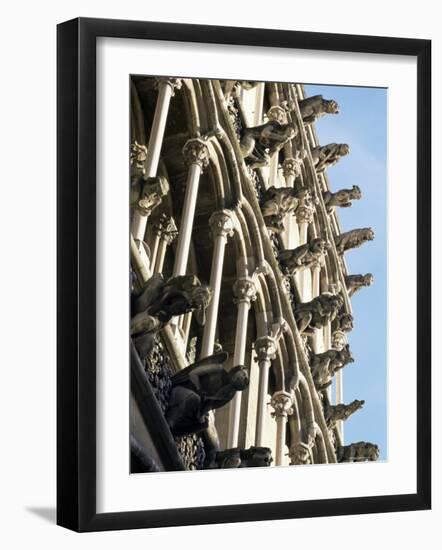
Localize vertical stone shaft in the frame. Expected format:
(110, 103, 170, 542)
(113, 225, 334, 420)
(227, 277, 257, 448)
(271, 391, 293, 466)
(200, 211, 234, 357)
(254, 336, 277, 446)
(173, 138, 210, 277)
(131, 78, 180, 242)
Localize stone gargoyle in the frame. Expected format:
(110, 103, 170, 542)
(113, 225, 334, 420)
(298, 95, 340, 124)
(332, 312, 354, 333)
(260, 186, 313, 232)
(131, 274, 212, 358)
(311, 143, 350, 172)
(345, 274, 374, 297)
(334, 228, 375, 255)
(337, 441, 380, 463)
(322, 185, 362, 212)
(130, 140, 148, 184)
(130, 175, 170, 217)
(310, 344, 354, 391)
(278, 237, 329, 275)
(165, 352, 249, 436)
(324, 399, 365, 427)
(294, 293, 344, 333)
(205, 446, 273, 469)
(240, 120, 297, 169)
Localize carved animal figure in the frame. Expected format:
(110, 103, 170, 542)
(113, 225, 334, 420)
(294, 293, 344, 333)
(332, 312, 354, 333)
(324, 399, 365, 426)
(260, 186, 312, 219)
(310, 345, 354, 390)
(205, 446, 273, 469)
(130, 175, 170, 216)
(133, 274, 212, 324)
(311, 143, 350, 172)
(130, 140, 148, 183)
(345, 274, 374, 297)
(278, 238, 328, 274)
(240, 120, 297, 168)
(131, 274, 212, 358)
(322, 185, 362, 212)
(334, 228, 375, 255)
(337, 441, 380, 463)
(165, 352, 249, 436)
(298, 95, 340, 124)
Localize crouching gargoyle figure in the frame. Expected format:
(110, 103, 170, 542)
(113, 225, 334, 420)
(334, 228, 375, 255)
(311, 143, 350, 172)
(165, 351, 249, 436)
(204, 446, 273, 469)
(294, 293, 344, 333)
(337, 441, 380, 463)
(310, 345, 354, 391)
(240, 120, 297, 169)
(322, 185, 362, 213)
(345, 274, 374, 297)
(323, 399, 365, 428)
(260, 186, 313, 233)
(131, 274, 212, 358)
(298, 94, 340, 124)
(278, 237, 329, 275)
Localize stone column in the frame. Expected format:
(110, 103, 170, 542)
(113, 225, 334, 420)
(254, 336, 277, 447)
(153, 215, 177, 274)
(312, 263, 321, 297)
(335, 369, 344, 440)
(253, 82, 265, 125)
(227, 277, 257, 448)
(200, 210, 234, 357)
(282, 158, 299, 187)
(271, 391, 293, 466)
(267, 106, 287, 188)
(172, 138, 210, 277)
(295, 203, 314, 245)
(131, 78, 181, 243)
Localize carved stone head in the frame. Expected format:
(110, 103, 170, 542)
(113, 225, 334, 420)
(228, 365, 250, 391)
(363, 273, 374, 286)
(325, 99, 340, 114)
(310, 237, 328, 255)
(339, 313, 354, 332)
(339, 144, 350, 156)
(340, 344, 354, 365)
(350, 185, 362, 200)
(242, 447, 273, 467)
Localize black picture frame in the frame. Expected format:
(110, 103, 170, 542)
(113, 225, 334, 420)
(57, 17, 431, 532)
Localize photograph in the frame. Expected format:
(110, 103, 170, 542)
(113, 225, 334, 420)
(129, 76, 387, 473)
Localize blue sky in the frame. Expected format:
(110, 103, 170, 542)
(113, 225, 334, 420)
(305, 84, 388, 459)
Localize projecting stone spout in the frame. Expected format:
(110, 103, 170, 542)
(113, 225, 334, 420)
(298, 94, 340, 124)
(337, 442, 380, 463)
(310, 344, 354, 391)
(204, 446, 273, 469)
(334, 228, 375, 255)
(322, 185, 362, 212)
(324, 400, 365, 427)
(165, 352, 249, 437)
(131, 274, 212, 358)
(294, 293, 344, 334)
(278, 237, 329, 274)
(345, 274, 374, 297)
(311, 143, 349, 172)
(240, 120, 297, 169)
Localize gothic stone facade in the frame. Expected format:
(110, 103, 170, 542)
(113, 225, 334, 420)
(129, 77, 379, 472)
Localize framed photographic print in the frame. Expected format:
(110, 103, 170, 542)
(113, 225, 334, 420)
(57, 17, 431, 532)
